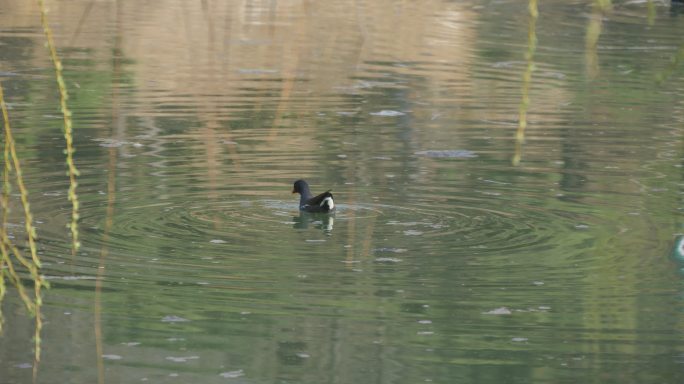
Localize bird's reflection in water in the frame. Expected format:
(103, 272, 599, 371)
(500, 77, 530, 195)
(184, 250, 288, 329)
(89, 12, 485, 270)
(293, 211, 334, 233)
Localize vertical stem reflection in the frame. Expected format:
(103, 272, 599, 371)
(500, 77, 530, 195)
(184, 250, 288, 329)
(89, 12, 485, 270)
(512, 0, 538, 166)
(95, 3, 123, 382)
(585, 0, 612, 79)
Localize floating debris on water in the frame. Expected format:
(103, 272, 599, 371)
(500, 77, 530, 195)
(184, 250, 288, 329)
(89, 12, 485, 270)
(162, 315, 190, 323)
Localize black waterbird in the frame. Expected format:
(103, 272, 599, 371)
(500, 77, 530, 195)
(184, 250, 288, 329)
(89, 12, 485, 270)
(292, 179, 335, 213)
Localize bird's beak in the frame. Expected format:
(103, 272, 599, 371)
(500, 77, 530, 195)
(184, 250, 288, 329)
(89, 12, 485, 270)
(292, 189, 296, 194)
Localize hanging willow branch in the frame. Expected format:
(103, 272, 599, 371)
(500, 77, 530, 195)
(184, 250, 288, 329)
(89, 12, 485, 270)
(38, 0, 81, 257)
(0, 79, 47, 365)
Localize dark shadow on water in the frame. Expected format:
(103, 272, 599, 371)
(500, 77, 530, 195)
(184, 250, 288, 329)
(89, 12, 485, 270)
(292, 211, 334, 233)
(672, 0, 684, 17)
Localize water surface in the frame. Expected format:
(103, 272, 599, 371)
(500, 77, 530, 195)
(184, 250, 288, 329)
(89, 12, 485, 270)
(1, 0, 684, 383)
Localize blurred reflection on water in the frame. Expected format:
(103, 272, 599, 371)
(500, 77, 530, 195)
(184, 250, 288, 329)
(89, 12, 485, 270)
(1, 0, 684, 383)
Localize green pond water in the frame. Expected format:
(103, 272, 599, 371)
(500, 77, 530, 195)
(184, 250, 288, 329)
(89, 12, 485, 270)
(1, 0, 684, 383)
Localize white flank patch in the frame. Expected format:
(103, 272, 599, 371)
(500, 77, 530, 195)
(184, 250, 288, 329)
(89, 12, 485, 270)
(321, 197, 334, 210)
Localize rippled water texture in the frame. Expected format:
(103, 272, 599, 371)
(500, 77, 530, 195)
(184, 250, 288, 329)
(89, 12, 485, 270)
(1, 0, 684, 383)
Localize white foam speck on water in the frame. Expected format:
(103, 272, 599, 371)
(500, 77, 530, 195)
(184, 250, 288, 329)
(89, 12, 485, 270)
(122, 342, 141, 347)
(237, 68, 277, 74)
(483, 307, 512, 315)
(296, 352, 311, 358)
(532, 281, 544, 286)
(417, 331, 434, 335)
(15, 363, 32, 369)
(418, 320, 432, 324)
(305, 239, 326, 243)
(220, 369, 244, 378)
(480, 191, 501, 196)
(375, 257, 402, 263)
(374, 247, 408, 253)
(166, 356, 200, 363)
(370, 110, 405, 116)
(162, 315, 190, 323)
(479, 178, 511, 185)
(94, 138, 144, 148)
(404, 230, 423, 236)
(210, 239, 227, 244)
(575, 224, 589, 230)
(511, 337, 528, 342)
(414, 149, 477, 158)
(44, 275, 96, 280)
(102, 354, 123, 360)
